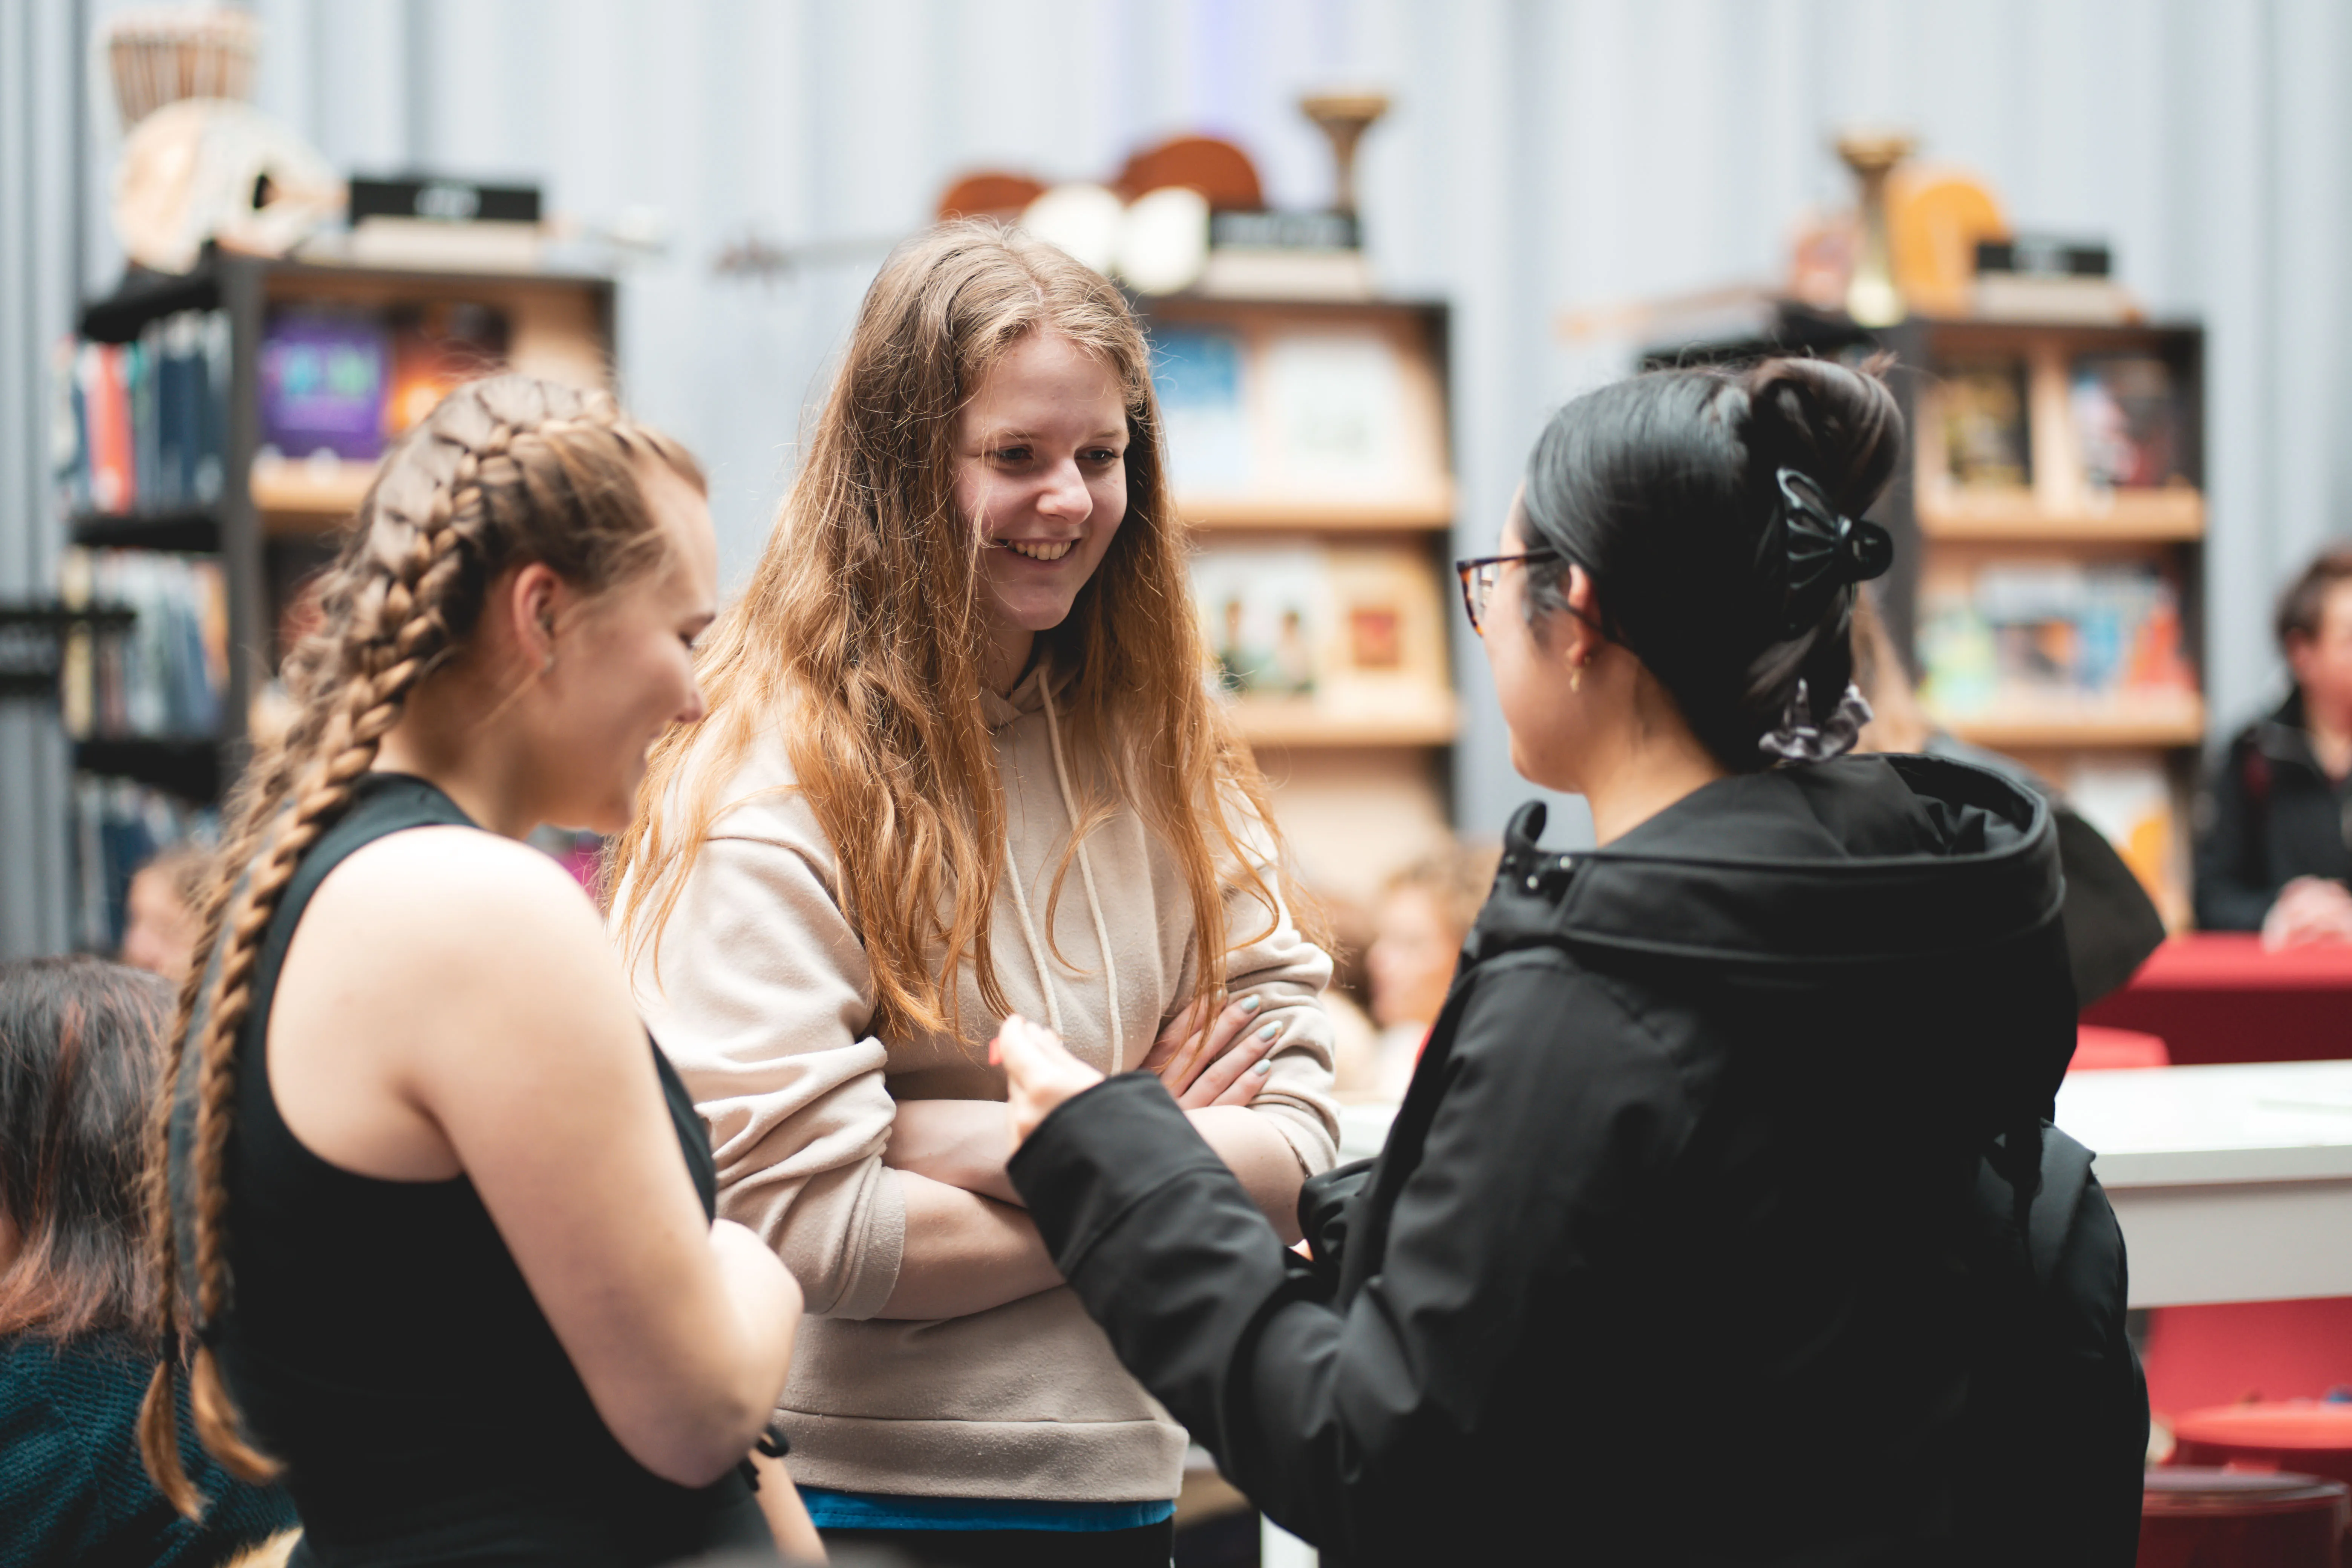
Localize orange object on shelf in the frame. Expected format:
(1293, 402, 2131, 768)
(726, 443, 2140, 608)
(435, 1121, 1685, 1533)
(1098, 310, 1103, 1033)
(1886, 165, 2009, 317)
(2071, 1024, 2170, 1072)
(1113, 135, 1264, 211)
(2138, 1468, 2349, 1568)
(936, 172, 1047, 224)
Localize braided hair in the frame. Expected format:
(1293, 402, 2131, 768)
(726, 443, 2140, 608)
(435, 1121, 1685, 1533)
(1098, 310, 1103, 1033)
(136, 374, 701, 1515)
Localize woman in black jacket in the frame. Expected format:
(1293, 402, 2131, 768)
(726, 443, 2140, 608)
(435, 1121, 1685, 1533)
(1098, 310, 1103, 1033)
(990, 359, 2102, 1566)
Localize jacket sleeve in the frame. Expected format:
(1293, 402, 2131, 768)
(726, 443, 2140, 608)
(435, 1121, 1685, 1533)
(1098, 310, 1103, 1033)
(1010, 952, 1689, 1558)
(2193, 740, 2275, 931)
(626, 830, 906, 1319)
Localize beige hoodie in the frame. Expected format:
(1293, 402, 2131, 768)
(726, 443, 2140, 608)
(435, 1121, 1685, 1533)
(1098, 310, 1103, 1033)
(622, 663, 1339, 1502)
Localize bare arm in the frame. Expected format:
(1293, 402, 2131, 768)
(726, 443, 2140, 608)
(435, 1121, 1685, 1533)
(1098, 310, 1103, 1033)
(886, 997, 1304, 1239)
(875, 1171, 1062, 1319)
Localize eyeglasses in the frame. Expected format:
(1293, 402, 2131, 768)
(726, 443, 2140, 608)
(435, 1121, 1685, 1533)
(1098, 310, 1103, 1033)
(1455, 550, 1560, 636)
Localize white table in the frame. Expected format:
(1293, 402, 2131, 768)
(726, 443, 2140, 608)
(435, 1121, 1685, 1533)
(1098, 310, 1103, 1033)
(1334, 1061, 2352, 1310)
(2055, 1060, 2352, 1308)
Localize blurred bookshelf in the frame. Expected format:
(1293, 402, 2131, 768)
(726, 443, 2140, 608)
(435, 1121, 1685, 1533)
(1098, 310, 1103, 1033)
(1142, 294, 1461, 900)
(1640, 302, 2208, 927)
(52, 251, 613, 946)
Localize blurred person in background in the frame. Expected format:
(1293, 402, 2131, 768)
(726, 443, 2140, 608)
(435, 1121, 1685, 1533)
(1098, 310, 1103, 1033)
(2195, 547, 2352, 944)
(0, 955, 298, 1566)
(120, 842, 208, 983)
(1358, 845, 1498, 1100)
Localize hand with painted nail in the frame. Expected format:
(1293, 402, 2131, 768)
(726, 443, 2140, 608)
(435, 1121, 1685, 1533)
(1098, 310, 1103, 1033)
(991, 1014, 1106, 1153)
(1141, 992, 1282, 1108)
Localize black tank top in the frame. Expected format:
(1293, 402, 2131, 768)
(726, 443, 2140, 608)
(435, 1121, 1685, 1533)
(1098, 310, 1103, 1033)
(170, 773, 769, 1566)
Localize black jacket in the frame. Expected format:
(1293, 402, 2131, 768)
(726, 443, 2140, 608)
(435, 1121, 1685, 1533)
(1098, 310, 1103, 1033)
(2194, 691, 2352, 930)
(1012, 755, 2077, 1567)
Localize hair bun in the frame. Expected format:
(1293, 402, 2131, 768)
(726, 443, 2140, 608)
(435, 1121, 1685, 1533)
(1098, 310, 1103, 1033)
(1741, 357, 1903, 522)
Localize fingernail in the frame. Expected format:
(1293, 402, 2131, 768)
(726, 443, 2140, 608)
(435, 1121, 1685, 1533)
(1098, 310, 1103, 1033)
(1252, 1060, 1273, 1074)
(1258, 1021, 1279, 1040)
(1240, 995, 1261, 1012)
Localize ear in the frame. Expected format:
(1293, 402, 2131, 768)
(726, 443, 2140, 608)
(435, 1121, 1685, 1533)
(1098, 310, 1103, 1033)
(1559, 565, 1605, 668)
(505, 562, 567, 668)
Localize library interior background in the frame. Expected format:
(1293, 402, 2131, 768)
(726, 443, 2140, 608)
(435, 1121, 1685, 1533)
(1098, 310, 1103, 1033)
(10, 1, 2352, 1560)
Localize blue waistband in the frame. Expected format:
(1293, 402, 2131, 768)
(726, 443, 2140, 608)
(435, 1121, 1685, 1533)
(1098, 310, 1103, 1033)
(800, 1486, 1176, 1533)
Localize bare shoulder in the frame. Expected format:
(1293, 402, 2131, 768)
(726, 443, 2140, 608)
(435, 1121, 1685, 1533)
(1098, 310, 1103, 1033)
(307, 824, 609, 966)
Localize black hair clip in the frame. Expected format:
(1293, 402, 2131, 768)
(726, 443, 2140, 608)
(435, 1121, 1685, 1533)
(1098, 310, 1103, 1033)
(1775, 467, 1892, 637)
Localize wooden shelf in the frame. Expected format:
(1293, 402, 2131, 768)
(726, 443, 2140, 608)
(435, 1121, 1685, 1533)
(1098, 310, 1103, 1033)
(1226, 699, 1458, 747)
(1177, 489, 1454, 532)
(252, 458, 374, 529)
(1917, 487, 2204, 542)
(1932, 695, 2207, 750)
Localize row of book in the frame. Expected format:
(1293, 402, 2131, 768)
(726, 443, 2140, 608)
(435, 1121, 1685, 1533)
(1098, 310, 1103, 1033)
(52, 311, 233, 516)
(57, 548, 230, 739)
(1940, 353, 2187, 492)
(1916, 560, 2197, 716)
(70, 775, 214, 954)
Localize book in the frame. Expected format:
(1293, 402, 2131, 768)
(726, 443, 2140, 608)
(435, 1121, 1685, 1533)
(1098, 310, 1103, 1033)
(1917, 558, 2196, 718)
(2072, 355, 2182, 490)
(68, 774, 215, 953)
(259, 308, 390, 463)
(1151, 326, 1251, 494)
(56, 312, 235, 516)
(382, 301, 510, 439)
(61, 548, 228, 739)
(1938, 360, 2031, 490)
(1189, 540, 1451, 718)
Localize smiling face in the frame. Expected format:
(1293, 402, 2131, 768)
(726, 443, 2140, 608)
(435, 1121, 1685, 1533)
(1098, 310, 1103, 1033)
(954, 331, 1130, 687)
(531, 458, 718, 832)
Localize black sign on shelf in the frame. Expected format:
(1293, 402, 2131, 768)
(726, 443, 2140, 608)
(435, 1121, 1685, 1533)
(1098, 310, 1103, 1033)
(0, 603, 135, 699)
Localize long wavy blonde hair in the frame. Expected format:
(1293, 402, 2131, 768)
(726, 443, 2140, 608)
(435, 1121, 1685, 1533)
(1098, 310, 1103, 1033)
(608, 221, 1301, 1045)
(139, 375, 701, 1514)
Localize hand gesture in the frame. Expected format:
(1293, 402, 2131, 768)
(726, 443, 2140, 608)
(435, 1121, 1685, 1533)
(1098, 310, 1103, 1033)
(992, 1015, 1106, 1153)
(1141, 993, 1285, 1109)
(2263, 876, 2352, 950)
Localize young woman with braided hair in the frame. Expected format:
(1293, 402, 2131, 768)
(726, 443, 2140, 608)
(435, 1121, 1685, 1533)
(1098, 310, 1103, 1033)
(607, 222, 1340, 1562)
(138, 375, 817, 1566)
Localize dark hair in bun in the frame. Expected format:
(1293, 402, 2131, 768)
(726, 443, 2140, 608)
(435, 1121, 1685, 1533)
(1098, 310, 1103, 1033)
(1517, 355, 1903, 772)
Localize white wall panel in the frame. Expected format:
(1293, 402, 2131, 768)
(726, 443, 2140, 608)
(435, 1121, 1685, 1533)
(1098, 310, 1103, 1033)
(5, 0, 2350, 947)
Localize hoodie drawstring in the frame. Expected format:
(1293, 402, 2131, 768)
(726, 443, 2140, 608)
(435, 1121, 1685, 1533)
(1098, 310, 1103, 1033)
(1000, 674, 1125, 1069)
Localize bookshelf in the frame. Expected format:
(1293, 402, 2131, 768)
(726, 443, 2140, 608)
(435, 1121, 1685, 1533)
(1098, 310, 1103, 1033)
(1639, 302, 2208, 926)
(1141, 294, 1461, 900)
(57, 253, 613, 943)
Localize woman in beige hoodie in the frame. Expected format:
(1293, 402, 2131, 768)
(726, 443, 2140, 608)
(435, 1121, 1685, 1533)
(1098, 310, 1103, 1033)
(606, 222, 1339, 1564)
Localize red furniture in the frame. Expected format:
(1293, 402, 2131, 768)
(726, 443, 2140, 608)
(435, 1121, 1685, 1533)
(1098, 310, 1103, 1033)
(2084, 934, 2352, 1065)
(2073, 1024, 2173, 1071)
(2139, 1468, 2350, 1568)
(2173, 1403, 2352, 1492)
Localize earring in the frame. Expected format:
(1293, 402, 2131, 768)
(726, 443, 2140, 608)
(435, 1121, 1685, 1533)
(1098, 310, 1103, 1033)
(1569, 656, 1585, 694)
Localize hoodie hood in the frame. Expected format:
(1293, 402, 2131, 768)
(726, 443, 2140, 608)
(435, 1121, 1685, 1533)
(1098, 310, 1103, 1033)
(1470, 753, 2076, 1132)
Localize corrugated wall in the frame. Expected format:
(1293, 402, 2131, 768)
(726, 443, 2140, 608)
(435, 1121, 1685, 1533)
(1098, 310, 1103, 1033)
(4, 0, 2349, 954)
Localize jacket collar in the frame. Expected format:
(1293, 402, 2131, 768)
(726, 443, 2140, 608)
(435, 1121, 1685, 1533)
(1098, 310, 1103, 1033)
(1474, 755, 2064, 971)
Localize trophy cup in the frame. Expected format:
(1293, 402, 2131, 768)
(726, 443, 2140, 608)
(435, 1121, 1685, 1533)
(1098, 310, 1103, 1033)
(1836, 129, 1916, 327)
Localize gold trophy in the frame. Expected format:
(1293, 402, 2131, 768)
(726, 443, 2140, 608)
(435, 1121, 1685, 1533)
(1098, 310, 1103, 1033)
(1301, 91, 1391, 219)
(1836, 129, 1916, 327)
